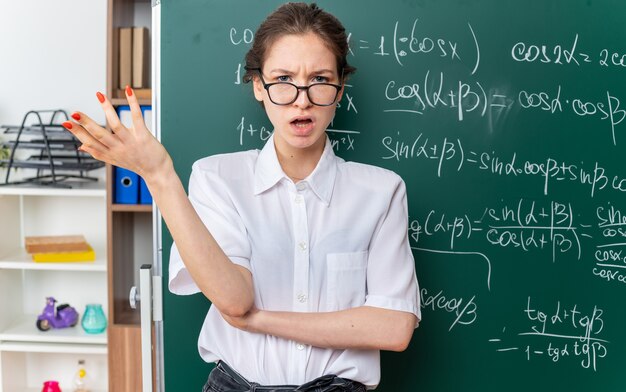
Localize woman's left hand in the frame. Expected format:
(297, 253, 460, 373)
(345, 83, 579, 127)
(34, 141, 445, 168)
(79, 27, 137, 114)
(220, 306, 261, 332)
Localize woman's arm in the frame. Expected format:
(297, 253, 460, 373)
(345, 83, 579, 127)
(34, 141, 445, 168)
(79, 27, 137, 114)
(64, 88, 254, 317)
(222, 175, 420, 351)
(222, 306, 418, 352)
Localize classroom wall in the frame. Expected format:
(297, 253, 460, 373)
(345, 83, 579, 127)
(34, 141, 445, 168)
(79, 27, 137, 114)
(0, 0, 107, 125)
(0, 0, 108, 179)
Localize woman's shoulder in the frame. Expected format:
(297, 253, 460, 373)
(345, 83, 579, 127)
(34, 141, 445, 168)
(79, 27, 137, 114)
(192, 149, 259, 174)
(338, 160, 404, 188)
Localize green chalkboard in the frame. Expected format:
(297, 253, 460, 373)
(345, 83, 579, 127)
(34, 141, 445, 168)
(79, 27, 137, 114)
(160, 1, 626, 390)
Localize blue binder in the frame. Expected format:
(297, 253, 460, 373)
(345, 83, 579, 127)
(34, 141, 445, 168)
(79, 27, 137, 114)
(114, 166, 139, 204)
(139, 177, 153, 204)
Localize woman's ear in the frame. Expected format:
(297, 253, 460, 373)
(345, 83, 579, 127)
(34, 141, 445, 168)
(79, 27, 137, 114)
(253, 76, 265, 102)
(335, 84, 345, 106)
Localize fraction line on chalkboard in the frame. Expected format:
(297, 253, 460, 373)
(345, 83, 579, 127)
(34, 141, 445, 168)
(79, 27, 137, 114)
(596, 263, 626, 269)
(596, 243, 626, 248)
(518, 331, 609, 344)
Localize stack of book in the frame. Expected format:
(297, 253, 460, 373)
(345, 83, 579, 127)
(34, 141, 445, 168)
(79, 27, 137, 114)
(118, 26, 150, 94)
(25, 235, 95, 263)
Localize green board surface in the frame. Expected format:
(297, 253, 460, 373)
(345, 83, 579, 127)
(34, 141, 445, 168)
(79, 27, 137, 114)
(160, 1, 626, 390)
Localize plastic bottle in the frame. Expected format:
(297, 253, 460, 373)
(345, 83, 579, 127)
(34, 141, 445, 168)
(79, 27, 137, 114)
(73, 359, 89, 392)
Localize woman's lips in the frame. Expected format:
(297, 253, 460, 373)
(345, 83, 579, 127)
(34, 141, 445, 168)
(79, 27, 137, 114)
(290, 118, 314, 135)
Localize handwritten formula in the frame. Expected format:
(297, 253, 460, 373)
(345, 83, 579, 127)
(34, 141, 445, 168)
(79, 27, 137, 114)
(491, 297, 608, 371)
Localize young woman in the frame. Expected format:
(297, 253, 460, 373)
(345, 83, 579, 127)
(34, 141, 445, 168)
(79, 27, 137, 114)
(64, 3, 420, 391)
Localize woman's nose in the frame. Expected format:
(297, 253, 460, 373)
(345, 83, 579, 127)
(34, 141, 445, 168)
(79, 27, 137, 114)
(293, 87, 312, 108)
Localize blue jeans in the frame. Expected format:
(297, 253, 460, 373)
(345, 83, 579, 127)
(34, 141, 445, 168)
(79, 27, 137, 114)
(203, 361, 367, 392)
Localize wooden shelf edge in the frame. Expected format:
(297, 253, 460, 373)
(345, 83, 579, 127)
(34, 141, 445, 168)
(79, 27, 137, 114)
(111, 203, 153, 212)
(111, 88, 151, 106)
(111, 98, 152, 106)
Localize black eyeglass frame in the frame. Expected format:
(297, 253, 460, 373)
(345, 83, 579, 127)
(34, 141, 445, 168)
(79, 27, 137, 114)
(248, 68, 343, 107)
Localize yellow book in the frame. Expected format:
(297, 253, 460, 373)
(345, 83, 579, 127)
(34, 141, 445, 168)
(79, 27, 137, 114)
(32, 246, 96, 263)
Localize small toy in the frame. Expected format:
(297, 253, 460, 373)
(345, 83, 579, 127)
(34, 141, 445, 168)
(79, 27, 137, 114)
(36, 296, 79, 331)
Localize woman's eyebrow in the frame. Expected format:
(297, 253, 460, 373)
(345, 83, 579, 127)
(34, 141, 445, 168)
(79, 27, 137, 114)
(267, 68, 336, 76)
(268, 68, 294, 75)
(313, 69, 335, 75)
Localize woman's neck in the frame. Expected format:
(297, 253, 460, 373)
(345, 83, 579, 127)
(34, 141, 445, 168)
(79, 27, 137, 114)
(274, 139, 325, 183)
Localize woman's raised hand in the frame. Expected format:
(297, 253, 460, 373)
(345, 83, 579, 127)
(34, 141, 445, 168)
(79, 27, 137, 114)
(62, 86, 172, 183)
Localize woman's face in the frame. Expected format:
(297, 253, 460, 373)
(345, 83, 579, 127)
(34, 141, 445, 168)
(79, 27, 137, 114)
(253, 32, 343, 156)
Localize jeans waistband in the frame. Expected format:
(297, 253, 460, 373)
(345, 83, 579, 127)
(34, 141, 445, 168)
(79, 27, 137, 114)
(213, 361, 366, 392)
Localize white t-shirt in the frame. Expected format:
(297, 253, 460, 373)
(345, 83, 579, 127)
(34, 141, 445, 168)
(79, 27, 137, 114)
(169, 134, 420, 388)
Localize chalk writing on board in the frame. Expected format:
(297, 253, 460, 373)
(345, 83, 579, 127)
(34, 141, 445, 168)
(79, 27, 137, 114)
(410, 199, 626, 287)
(599, 48, 626, 67)
(511, 34, 626, 69)
(229, 27, 254, 45)
(518, 86, 626, 146)
(480, 200, 585, 262)
(234, 63, 242, 85)
(409, 199, 588, 263)
(381, 77, 624, 145)
(491, 297, 608, 371)
(511, 34, 591, 66)
(382, 72, 513, 121)
(420, 287, 478, 331)
(237, 116, 272, 146)
(336, 84, 359, 114)
(381, 132, 626, 197)
(237, 117, 360, 153)
(412, 247, 491, 290)
(348, 20, 481, 74)
(592, 204, 626, 284)
(228, 19, 481, 72)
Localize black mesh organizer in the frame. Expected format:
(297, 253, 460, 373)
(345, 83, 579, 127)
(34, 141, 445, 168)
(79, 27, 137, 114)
(0, 110, 104, 188)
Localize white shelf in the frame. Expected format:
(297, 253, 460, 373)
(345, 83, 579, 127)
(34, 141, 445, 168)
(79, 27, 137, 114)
(0, 315, 107, 345)
(0, 341, 107, 355)
(0, 248, 106, 272)
(0, 183, 105, 197)
(5, 389, 106, 392)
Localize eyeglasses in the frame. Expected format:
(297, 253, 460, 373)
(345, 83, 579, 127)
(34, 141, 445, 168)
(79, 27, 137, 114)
(249, 68, 343, 106)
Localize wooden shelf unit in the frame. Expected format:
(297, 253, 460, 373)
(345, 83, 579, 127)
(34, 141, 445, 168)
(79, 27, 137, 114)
(105, 0, 154, 390)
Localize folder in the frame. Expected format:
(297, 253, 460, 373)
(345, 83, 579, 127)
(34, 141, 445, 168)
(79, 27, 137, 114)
(118, 105, 153, 134)
(139, 177, 153, 205)
(114, 166, 139, 204)
(141, 105, 153, 134)
(117, 105, 132, 129)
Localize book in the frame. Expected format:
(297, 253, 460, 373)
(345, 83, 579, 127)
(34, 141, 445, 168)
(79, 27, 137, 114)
(32, 246, 96, 263)
(25, 235, 90, 253)
(132, 27, 150, 88)
(119, 27, 133, 90)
